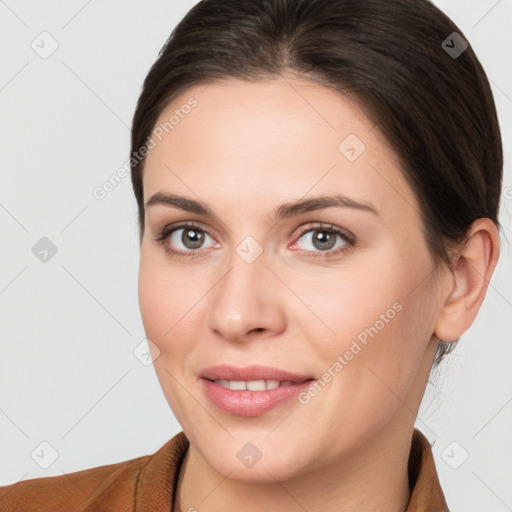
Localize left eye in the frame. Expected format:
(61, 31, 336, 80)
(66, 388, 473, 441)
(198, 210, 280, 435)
(291, 226, 353, 255)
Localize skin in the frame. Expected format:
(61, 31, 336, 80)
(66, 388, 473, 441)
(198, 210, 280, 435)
(138, 76, 500, 512)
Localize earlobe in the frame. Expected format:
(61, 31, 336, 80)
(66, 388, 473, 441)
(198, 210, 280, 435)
(434, 218, 500, 343)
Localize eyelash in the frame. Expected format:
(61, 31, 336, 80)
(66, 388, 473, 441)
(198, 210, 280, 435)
(153, 221, 357, 259)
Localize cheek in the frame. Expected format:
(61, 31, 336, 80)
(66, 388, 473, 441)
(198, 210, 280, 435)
(138, 248, 185, 351)
(288, 258, 404, 350)
(138, 257, 169, 344)
(138, 250, 199, 417)
(293, 248, 434, 388)
(138, 247, 208, 360)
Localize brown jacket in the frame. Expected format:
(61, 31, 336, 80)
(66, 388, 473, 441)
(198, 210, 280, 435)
(0, 428, 449, 511)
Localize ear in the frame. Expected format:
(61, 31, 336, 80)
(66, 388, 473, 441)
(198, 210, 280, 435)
(434, 218, 501, 343)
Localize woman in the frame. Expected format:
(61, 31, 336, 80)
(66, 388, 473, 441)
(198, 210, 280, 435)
(0, 0, 503, 510)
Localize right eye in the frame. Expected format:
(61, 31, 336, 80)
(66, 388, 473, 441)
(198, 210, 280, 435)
(154, 222, 219, 258)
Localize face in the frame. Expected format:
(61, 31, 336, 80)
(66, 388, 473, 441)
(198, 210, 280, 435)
(139, 77, 444, 481)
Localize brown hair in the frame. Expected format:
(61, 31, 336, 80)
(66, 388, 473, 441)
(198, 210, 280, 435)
(130, 0, 503, 367)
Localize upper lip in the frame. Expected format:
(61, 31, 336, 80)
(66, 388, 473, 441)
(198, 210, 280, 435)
(200, 365, 314, 382)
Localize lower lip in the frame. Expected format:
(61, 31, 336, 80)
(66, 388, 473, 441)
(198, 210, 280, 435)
(201, 378, 315, 417)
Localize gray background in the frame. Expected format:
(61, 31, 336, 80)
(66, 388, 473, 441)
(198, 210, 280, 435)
(0, 0, 511, 510)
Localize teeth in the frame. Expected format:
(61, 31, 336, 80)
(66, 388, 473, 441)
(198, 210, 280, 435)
(246, 380, 266, 391)
(213, 379, 291, 390)
(229, 380, 247, 391)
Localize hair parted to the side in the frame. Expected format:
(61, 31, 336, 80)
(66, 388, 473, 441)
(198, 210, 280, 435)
(130, 0, 503, 368)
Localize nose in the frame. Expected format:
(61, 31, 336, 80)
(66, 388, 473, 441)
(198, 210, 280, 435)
(206, 246, 286, 343)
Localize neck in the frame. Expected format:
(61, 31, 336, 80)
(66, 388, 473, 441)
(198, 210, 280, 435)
(176, 414, 414, 512)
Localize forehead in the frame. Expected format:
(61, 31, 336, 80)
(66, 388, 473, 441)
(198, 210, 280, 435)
(142, 77, 418, 224)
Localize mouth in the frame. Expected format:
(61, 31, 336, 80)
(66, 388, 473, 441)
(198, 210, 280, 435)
(199, 365, 316, 417)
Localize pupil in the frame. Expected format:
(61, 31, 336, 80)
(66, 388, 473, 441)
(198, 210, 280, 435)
(314, 230, 335, 250)
(183, 229, 204, 249)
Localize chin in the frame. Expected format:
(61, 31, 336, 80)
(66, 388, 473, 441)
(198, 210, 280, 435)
(189, 433, 311, 482)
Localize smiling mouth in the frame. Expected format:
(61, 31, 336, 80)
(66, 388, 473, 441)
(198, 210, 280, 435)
(201, 377, 316, 416)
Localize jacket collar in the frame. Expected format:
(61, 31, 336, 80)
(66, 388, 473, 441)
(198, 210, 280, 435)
(406, 428, 449, 510)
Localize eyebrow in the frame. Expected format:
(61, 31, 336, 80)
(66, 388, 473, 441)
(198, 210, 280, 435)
(145, 192, 379, 221)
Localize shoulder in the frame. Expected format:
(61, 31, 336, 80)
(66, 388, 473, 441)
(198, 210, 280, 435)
(0, 453, 149, 512)
(0, 431, 189, 512)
